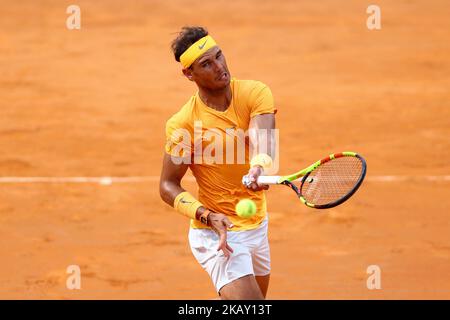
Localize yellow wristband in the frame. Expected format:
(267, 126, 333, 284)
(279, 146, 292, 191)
(250, 153, 273, 170)
(173, 191, 203, 220)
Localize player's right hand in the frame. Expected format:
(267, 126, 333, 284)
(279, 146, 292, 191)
(244, 166, 270, 191)
(208, 212, 234, 257)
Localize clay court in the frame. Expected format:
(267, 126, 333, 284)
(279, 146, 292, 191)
(0, 0, 449, 299)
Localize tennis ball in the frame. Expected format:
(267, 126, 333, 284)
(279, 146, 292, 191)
(235, 199, 257, 218)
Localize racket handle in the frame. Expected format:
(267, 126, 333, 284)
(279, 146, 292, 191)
(242, 175, 282, 186)
(257, 176, 282, 185)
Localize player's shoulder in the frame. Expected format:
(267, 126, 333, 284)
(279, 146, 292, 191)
(233, 78, 270, 92)
(232, 79, 273, 104)
(233, 79, 272, 100)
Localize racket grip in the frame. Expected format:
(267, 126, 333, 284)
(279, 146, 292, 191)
(242, 175, 281, 186)
(257, 176, 281, 185)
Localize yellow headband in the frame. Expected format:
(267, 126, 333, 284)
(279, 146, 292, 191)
(180, 35, 217, 69)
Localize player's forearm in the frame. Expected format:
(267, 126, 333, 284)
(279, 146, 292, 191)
(159, 180, 185, 207)
(160, 179, 209, 223)
(264, 129, 276, 160)
(249, 114, 276, 160)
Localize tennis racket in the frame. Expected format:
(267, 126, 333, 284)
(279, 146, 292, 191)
(242, 152, 367, 209)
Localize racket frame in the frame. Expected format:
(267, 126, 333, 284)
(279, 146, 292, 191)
(254, 152, 367, 209)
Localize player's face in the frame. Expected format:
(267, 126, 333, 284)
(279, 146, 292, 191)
(186, 46, 231, 90)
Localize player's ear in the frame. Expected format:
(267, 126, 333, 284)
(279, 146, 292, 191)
(182, 68, 194, 81)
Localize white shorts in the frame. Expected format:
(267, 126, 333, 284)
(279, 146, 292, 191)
(188, 218, 271, 293)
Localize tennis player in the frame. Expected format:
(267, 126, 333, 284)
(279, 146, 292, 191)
(159, 26, 276, 300)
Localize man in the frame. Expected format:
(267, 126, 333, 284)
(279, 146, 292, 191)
(159, 26, 276, 300)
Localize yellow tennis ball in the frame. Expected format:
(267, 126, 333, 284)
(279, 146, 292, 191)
(235, 199, 257, 218)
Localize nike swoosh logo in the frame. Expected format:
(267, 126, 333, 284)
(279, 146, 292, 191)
(180, 198, 193, 204)
(198, 39, 208, 50)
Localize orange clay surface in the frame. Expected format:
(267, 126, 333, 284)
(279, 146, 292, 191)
(0, 0, 449, 299)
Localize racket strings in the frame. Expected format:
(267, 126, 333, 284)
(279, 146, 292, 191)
(301, 156, 364, 206)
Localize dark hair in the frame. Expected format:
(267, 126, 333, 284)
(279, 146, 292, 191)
(171, 26, 209, 62)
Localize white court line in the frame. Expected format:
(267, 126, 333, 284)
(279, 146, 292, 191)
(368, 175, 450, 182)
(0, 176, 449, 184)
(0, 176, 161, 183)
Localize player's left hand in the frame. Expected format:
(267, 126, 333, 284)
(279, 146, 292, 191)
(244, 166, 270, 191)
